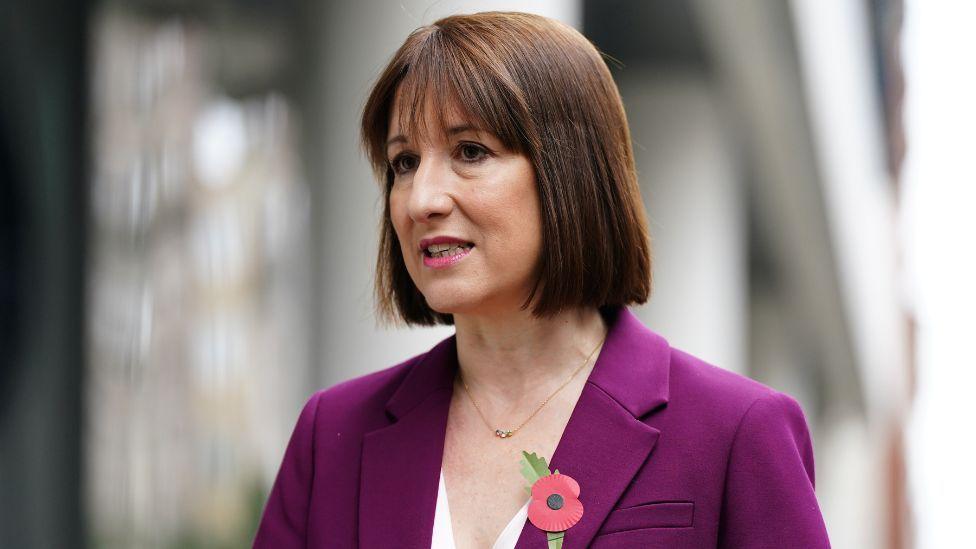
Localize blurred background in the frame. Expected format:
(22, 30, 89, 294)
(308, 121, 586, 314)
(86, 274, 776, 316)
(0, 0, 972, 547)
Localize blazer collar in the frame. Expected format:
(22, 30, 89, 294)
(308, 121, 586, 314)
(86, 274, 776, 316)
(360, 305, 672, 548)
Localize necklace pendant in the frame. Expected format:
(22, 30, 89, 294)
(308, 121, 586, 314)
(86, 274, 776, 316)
(495, 429, 513, 439)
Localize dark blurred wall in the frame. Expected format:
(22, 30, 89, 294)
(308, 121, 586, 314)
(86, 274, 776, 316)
(0, 1, 88, 547)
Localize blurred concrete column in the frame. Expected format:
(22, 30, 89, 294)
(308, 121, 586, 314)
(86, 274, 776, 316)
(692, 1, 904, 546)
(620, 72, 747, 375)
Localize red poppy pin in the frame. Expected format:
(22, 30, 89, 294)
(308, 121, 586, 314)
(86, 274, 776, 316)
(519, 451, 584, 549)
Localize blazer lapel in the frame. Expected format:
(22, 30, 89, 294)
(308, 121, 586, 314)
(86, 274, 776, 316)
(359, 336, 459, 548)
(514, 306, 672, 548)
(358, 306, 671, 549)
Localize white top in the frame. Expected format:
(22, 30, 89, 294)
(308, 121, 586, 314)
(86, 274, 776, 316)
(431, 467, 531, 549)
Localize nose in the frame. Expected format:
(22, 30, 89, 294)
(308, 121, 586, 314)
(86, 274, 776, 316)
(406, 155, 454, 223)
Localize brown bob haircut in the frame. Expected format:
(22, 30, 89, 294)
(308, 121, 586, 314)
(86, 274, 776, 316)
(361, 11, 651, 326)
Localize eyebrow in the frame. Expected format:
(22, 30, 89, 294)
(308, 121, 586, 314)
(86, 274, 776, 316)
(385, 124, 482, 150)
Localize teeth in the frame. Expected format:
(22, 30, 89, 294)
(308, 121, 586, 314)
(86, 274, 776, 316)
(426, 242, 472, 257)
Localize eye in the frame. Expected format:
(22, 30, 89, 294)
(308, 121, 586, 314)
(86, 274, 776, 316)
(390, 153, 418, 175)
(457, 142, 489, 163)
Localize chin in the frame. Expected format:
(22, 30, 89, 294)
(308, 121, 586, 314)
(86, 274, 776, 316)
(421, 288, 485, 316)
(423, 297, 474, 316)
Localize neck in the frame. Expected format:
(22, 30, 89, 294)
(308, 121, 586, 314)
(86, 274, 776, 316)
(452, 305, 608, 416)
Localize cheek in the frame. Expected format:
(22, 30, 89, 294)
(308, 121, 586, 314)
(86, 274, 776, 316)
(510, 176, 543, 249)
(388, 192, 412, 254)
(481, 176, 542, 261)
(513, 201, 543, 260)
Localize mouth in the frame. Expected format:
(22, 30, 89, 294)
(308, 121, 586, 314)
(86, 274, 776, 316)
(418, 236, 476, 256)
(421, 241, 475, 258)
(419, 240, 475, 269)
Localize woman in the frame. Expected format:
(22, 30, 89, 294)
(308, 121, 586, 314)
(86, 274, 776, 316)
(254, 11, 830, 549)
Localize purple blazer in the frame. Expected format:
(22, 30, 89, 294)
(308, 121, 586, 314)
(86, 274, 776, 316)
(253, 306, 830, 548)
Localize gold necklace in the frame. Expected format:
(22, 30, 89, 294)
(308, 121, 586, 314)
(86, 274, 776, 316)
(457, 335, 606, 439)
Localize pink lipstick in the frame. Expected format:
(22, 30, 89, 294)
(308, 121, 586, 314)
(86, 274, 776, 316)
(419, 236, 475, 269)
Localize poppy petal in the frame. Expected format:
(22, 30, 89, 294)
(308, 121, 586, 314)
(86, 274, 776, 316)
(528, 497, 584, 531)
(531, 473, 580, 500)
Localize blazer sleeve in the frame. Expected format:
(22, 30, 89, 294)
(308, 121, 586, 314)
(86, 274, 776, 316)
(253, 391, 322, 548)
(717, 390, 831, 548)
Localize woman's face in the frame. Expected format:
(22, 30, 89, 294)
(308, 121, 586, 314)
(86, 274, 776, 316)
(386, 97, 543, 317)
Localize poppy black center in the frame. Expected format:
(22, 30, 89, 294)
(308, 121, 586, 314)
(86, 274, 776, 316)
(546, 493, 564, 510)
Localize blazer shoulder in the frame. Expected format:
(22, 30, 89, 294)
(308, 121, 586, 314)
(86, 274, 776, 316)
(666, 346, 806, 426)
(306, 350, 428, 431)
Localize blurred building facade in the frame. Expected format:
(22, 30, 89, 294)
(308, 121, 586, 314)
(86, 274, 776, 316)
(85, 4, 313, 547)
